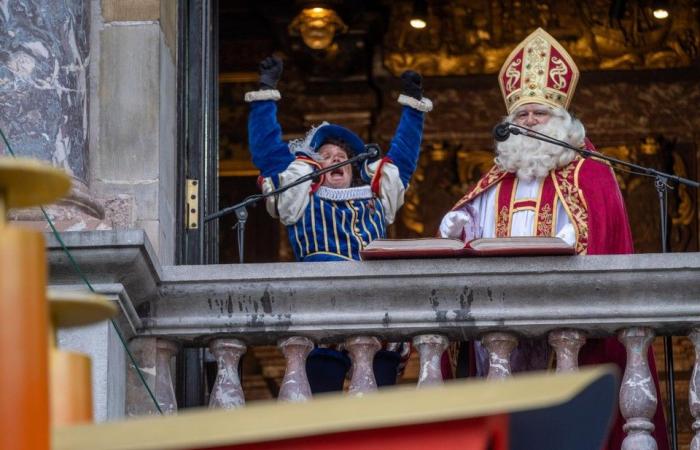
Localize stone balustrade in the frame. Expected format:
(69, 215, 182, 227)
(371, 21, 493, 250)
(48, 231, 700, 447)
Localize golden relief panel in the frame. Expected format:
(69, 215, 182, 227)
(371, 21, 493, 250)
(383, 0, 699, 76)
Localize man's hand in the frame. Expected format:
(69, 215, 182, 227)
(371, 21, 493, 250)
(439, 210, 471, 240)
(400, 70, 423, 100)
(259, 56, 283, 90)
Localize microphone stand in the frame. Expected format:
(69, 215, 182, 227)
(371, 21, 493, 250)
(507, 122, 699, 450)
(203, 146, 379, 264)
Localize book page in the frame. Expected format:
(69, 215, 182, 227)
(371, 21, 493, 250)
(468, 236, 571, 251)
(363, 238, 465, 251)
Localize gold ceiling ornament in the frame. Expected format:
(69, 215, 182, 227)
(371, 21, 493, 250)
(670, 152, 694, 228)
(382, 0, 699, 76)
(288, 7, 348, 51)
(640, 136, 661, 155)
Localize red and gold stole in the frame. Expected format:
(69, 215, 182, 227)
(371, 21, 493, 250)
(493, 174, 557, 238)
(452, 157, 590, 254)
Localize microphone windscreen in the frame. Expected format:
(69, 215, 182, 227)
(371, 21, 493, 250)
(364, 144, 380, 159)
(493, 123, 511, 142)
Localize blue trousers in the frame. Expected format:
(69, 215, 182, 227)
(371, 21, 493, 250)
(305, 347, 401, 393)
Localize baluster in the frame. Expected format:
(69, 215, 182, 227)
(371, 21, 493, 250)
(548, 329, 586, 373)
(481, 332, 518, 380)
(618, 327, 657, 450)
(155, 339, 179, 414)
(126, 337, 158, 416)
(413, 334, 448, 387)
(208, 338, 246, 409)
(278, 336, 313, 402)
(346, 336, 381, 396)
(689, 329, 700, 450)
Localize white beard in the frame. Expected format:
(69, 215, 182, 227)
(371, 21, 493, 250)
(494, 113, 583, 181)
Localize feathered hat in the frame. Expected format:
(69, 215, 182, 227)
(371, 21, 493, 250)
(289, 123, 369, 161)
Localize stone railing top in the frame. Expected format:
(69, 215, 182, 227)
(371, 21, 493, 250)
(48, 230, 700, 343)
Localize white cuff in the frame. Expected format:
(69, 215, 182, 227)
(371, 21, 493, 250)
(398, 94, 433, 112)
(244, 89, 281, 103)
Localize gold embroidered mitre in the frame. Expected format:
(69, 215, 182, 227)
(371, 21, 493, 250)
(498, 28, 579, 114)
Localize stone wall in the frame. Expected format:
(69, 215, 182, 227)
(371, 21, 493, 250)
(89, 0, 177, 265)
(2, 0, 178, 265)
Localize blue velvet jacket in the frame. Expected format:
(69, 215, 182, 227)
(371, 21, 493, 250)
(247, 95, 427, 262)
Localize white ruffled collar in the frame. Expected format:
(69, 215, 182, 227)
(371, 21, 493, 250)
(316, 185, 373, 201)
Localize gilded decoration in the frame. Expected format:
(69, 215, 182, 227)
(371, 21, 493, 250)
(496, 205, 510, 238)
(383, 0, 700, 76)
(598, 138, 697, 253)
(536, 203, 554, 236)
(552, 158, 589, 254)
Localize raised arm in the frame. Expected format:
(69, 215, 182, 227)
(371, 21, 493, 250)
(386, 71, 432, 187)
(364, 71, 432, 224)
(245, 56, 294, 178)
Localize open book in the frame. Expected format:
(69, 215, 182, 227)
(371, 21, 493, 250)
(360, 236, 575, 260)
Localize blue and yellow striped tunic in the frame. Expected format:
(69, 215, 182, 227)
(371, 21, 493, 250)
(288, 190, 386, 262)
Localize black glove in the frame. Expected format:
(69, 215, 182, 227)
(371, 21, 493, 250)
(400, 70, 423, 100)
(259, 56, 283, 90)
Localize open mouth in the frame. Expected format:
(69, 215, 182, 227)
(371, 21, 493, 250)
(330, 168, 344, 178)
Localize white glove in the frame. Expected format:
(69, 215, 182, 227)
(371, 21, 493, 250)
(439, 210, 472, 239)
(555, 223, 576, 246)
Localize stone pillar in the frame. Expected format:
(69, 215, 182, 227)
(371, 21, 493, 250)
(481, 332, 518, 380)
(0, 0, 106, 228)
(548, 329, 586, 373)
(154, 339, 178, 414)
(618, 327, 657, 450)
(125, 337, 178, 416)
(413, 334, 448, 387)
(346, 336, 381, 396)
(689, 329, 700, 450)
(277, 337, 313, 402)
(0, 0, 89, 178)
(208, 338, 246, 409)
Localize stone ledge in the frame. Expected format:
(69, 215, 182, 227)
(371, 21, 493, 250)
(47, 230, 700, 344)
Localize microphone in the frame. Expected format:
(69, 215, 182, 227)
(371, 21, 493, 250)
(493, 123, 511, 142)
(364, 143, 380, 159)
(493, 123, 523, 142)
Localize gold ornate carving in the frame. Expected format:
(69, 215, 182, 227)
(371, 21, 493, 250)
(382, 0, 699, 76)
(288, 7, 348, 51)
(671, 152, 694, 227)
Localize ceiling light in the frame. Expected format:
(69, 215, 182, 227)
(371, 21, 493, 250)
(410, 0, 428, 30)
(652, 8, 669, 19)
(410, 18, 427, 29)
(652, 0, 669, 19)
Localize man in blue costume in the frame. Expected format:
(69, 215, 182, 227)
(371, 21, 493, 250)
(245, 56, 432, 393)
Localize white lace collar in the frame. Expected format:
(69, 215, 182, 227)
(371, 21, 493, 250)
(316, 185, 373, 201)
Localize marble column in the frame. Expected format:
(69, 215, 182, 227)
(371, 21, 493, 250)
(277, 336, 313, 402)
(481, 332, 518, 380)
(208, 338, 246, 409)
(126, 337, 178, 416)
(548, 329, 586, 373)
(689, 329, 700, 450)
(413, 334, 448, 387)
(346, 336, 381, 396)
(155, 339, 178, 414)
(1, 0, 105, 227)
(618, 327, 657, 450)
